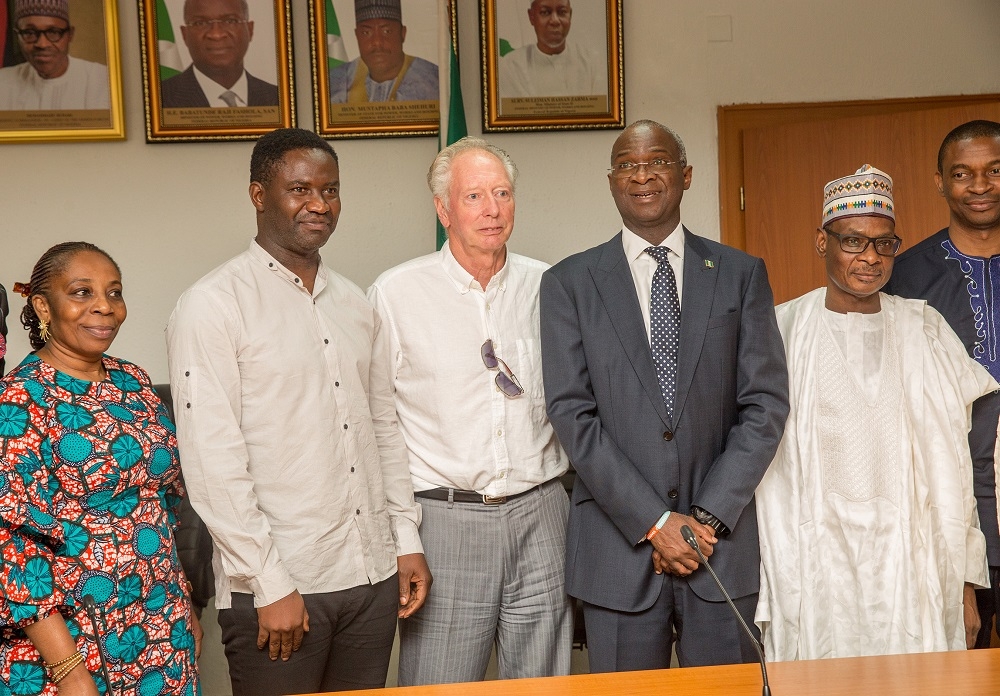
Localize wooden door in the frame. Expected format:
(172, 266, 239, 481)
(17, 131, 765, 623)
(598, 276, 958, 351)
(740, 103, 1000, 304)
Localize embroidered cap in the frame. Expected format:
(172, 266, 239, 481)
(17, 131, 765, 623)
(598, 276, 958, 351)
(821, 164, 895, 228)
(13, 0, 69, 22)
(355, 0, 401, 23)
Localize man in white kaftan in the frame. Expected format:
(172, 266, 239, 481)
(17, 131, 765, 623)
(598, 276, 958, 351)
(756, 165, 996, 661)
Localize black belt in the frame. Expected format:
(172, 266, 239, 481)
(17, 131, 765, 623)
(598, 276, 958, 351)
(414, 485, 539, 506)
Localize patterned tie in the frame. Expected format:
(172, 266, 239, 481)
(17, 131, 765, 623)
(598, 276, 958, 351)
(646, 246, 681, 420)
(219, 90, 239, 107)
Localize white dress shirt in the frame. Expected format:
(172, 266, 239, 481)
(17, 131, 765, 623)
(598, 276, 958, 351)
(622, 222, 685, 343)
(166, 241, 421, 609)
(368, 242, 568, 498)
(192, 65, 249, 107)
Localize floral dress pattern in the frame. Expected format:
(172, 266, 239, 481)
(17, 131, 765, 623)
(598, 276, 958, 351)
(0, 355, 199, 695)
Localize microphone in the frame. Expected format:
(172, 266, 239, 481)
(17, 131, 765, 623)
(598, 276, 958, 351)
(680, 525, 771, 696)
(83, 595, 115, 695)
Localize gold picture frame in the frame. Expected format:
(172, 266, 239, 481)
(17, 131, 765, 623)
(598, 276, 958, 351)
(0, 0, 125, 143)
(138, 0, 295, 143)
(481, 0, 623, 133)
(309, 0, 443, 139)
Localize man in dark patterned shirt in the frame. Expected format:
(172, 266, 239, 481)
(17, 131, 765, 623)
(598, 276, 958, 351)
(885, 119, 1000, 647)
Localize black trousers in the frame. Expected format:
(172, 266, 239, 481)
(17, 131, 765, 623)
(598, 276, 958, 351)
(975, 566, 1000, 648)
(582, 574, 759, 672)
(219, 576, 398, 695)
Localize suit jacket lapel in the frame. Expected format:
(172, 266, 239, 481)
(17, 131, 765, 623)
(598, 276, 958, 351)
(592, 233, 671, 428)
(675, 230, 719, 421)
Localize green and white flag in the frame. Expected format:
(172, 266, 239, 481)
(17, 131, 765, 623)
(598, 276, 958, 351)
(326, 0, 348, 71)
(156, 0, 183, 79)
(437, 0, 468, 250)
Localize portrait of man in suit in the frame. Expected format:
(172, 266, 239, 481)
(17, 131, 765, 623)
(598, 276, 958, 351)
(540, 119, 789, 672)
(160, 0, 278, 109)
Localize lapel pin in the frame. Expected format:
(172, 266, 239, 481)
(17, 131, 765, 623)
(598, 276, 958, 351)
(704, 260, 715, 269)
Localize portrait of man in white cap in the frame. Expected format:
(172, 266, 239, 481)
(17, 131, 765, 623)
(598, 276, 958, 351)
(329, 0, 438, 104)
(0, 0, 110, 110)
(755, 164, 994, 661)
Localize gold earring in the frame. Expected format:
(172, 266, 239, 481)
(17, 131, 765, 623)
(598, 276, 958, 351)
(39, 319, 50, 342)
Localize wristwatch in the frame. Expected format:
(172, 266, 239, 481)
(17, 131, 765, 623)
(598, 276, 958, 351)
(691, 506, 729, 536)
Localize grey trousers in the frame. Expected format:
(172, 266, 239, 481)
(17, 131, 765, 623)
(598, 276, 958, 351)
(218, 577, 398, 695)
(398, 479, 572, 685)
(583, 574, 760, 672)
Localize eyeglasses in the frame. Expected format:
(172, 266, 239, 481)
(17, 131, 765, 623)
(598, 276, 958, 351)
(823, 229, 902, 257)
(481, 339, 524, 398)
(608, 159, 684, 178)
(15, 27, 70, 43)
(185, 18, 248, 31)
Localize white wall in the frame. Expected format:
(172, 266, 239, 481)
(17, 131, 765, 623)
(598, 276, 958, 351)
(1, 0, 998, 381)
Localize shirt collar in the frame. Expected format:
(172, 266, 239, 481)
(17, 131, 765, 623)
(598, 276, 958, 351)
(439, 239, 510, 294)
(249, 240, 327, 295)
(621, 221, 685, 262)
(192, 65, 249, 107)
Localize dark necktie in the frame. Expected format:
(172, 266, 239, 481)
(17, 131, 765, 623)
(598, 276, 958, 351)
(646, 246, 681, 420)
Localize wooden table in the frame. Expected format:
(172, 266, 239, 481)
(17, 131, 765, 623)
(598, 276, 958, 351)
(304, 649, 1000, 695)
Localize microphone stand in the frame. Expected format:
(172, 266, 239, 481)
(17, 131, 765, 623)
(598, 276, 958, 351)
(680, 525, 772, 696)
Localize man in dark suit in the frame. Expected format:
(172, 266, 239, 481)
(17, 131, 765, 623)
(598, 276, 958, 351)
(540, 119, 789, 671)
(160, 0, 278, 108)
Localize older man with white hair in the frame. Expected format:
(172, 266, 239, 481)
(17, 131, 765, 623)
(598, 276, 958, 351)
(368, 136, 571, 685)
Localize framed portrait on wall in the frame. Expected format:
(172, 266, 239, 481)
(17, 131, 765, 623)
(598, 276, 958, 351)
(138, 0, 294, 142)
(309, 0, 442, 139)
(481, 0, 623, 133)
(0, 0, 125, 143)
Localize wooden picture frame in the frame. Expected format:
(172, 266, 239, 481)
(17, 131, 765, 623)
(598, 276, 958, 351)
(138, 0, 295, 143)
(481, 0, 622, 133)
(309, 0, 442, 139)
(0, 0, 125, 143)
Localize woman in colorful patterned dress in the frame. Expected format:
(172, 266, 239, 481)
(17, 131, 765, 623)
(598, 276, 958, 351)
(0, 242, 201, 695)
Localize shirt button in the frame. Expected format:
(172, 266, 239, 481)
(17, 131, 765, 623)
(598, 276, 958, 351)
(343, 424, 348, 430)
(185, 371, 190, 377)
(668, 489, 679, 499)
(356, 509, 360, 515)
(324, 339, 329, 344)
(350, 467, 355, 473)
(663, 431, 673, 441)
(186, 403, 191, 408)
(335, 381, 340, 387)
(496, 429, 503, 437)
(294, 278, 300, 284)
(268, 263, 274, 268)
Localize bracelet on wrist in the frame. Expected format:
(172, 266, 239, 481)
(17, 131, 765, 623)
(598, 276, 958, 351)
(48, 651, 85, 684)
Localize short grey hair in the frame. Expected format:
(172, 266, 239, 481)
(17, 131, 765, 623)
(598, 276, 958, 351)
(627, 119, 687, 165)
(427, 137, 518, 204)
(184, 0, 249, 21)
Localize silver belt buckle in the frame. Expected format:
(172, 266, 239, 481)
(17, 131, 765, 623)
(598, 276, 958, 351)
(482, 494, 506, 506)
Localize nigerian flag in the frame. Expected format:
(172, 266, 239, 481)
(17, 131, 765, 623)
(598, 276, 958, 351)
(326, 0, 348, 71)
(437, 0, 467, 250)
(157, 0, 182, 79)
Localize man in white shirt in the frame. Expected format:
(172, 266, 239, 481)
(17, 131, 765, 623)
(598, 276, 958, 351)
(368, 137, 571, 685)
(756, 165, 995, 660)
(166, 128, 430, 695)
(160, 0, 278, 108)
(0, 0, 110, 111)
(499, 0, 605, 99)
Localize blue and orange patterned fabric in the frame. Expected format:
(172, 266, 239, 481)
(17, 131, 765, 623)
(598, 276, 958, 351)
(0, 354, 199, 695)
